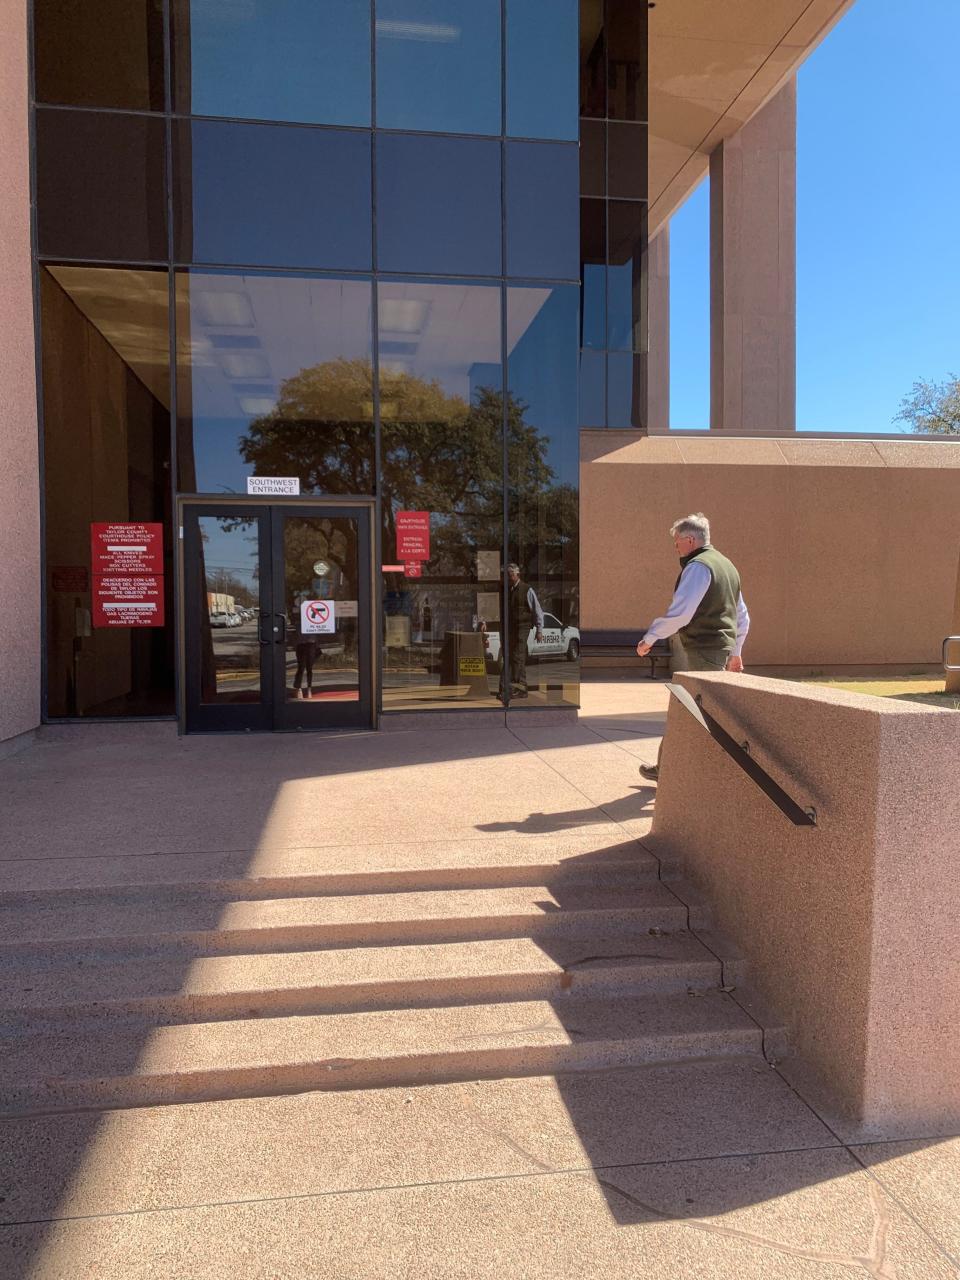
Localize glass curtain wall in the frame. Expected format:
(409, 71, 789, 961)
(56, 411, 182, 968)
(33, 0, 584, 718)
(579, 0, 649, 429)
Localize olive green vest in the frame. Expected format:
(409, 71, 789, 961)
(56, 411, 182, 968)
(677, 546, 741, 651)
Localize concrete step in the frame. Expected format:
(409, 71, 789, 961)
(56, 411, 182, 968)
(0, 882, 687, 957)
(0, 1060, 833, 1225)
(0, 835, 658, 902)
(0, 930, 719, 1031)
(0, 991, 761, 1115)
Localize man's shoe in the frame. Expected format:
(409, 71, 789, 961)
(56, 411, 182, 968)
(639, 764, 659, 782)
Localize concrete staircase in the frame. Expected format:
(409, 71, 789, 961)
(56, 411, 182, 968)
(0, 843, 767, 1116)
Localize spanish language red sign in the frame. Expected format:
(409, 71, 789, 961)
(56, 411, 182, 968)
(90, 523, 164, 575)
(404, 562, 422, 579)
(396, 511, 430, 561)
(93, 576, 165, 628)
(91, 522, 165, 628)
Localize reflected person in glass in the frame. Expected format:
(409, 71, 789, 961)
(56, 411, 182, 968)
(498, 562, 544, 701)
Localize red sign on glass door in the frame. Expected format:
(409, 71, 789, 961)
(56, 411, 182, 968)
(396, 511, 430, 561)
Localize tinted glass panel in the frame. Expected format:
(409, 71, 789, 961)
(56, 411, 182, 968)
(198, 516, 263, 703)
(40, 266, 174, 717)
(378, 281, 502, 712)
(579, 349, 605, 427)
(506, 0, 578, 140)
(580, 0, 606, 118)
(607, 123, 647, 200)
(377, 135, 501, 277)
(607, 351, 646, 429)
(176, 273, 374, 495)
(283, 515, 361, 703)
(34, 0, 164, 111)
(606, 0, 647, 122)
(580, 199, 606, 349)
(174, 121, 371, 271)
(507, 286, 579, 708)
(172, 0, 371, 126)
(506, 142, 579, 280)
(580, 119, 605, 198)
(376, 0, 500, 135)
(36, 110, 167, 262)
(607, 200, 647, 351)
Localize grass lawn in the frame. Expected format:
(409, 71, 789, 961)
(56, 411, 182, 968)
(806, 676, 960, 710)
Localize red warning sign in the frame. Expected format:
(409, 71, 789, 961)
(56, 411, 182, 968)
(90, 523, 163, 575)
(404, 562, 422, 579)
(396, 511, 430, 561)
(93, 576, 165, 628)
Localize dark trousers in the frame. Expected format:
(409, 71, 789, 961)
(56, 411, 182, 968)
(497, 642, 527, 698)
(656, 646, 731, 769)
(294, 642, 315, 689)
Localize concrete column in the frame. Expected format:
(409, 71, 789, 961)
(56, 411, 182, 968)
(646, 225, 670, 432)
(710, 77, 796, 435)
(0, 0, 41, 745)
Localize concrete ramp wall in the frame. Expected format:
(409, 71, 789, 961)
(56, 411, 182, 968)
(647, 670, 960, 1136)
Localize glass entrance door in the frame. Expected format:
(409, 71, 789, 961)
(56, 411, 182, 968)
(183, 503, 372, 732)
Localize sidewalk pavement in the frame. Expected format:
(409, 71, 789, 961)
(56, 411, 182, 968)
(1, 677, 958, 1278)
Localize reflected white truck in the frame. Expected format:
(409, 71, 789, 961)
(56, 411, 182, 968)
(482, 614, 580, 663)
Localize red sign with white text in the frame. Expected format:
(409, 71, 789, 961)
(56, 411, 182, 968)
(404, 562, 422, 579)
(93, 576, 165, 628)
(91, 523, 164, 575)
(396, 511, 430, 561)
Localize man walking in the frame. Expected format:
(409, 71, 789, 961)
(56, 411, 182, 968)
(636, 513, 749, 781)
(498, 562, 544, 701)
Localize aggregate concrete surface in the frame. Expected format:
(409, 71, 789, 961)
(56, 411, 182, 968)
(1, 678, 957, 1278)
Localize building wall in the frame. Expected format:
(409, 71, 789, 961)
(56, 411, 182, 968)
(0, 0, 41, 743)
(581, 432, 960, 668)
(31, 1, 588, 722)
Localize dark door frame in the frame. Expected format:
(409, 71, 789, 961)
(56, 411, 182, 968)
(177, 495, 378, 734)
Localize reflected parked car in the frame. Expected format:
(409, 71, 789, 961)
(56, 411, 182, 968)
(209, 612, 230, 628)
(481, 614, 580, 663)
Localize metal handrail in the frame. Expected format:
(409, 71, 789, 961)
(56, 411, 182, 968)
(665, 682, 817, 827)
(943, 637, 960, 672)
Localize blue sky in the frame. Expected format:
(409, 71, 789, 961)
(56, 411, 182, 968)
(670, 0, 960, 433)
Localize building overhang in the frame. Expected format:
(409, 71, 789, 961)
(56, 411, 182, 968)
(649, 0, 856, 235)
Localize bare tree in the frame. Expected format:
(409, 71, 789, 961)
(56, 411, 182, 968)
(894, 375, 960, 435)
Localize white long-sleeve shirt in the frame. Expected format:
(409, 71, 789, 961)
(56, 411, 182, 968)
(642, 561, 750, 656)
(525, 585, 544, 630)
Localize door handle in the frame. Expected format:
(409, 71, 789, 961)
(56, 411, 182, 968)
(273, 613, 287, 643)
(258, 615, 272, 646)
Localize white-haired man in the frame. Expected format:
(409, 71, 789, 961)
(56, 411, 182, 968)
(636, 513, 749, 782)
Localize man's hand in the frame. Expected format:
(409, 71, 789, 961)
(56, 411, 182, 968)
(636, 641, 652, 658)
(535, 628, 543, 643)
(726, 654, 744, 673)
